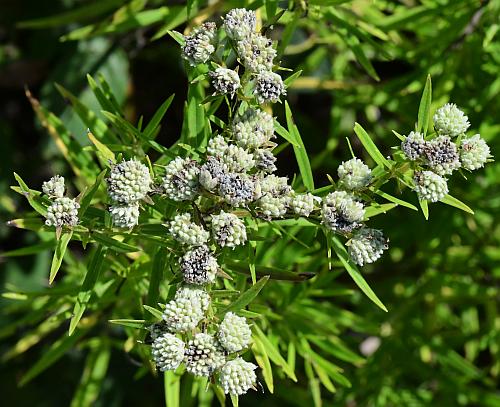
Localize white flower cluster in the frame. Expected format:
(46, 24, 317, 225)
(348, 228, 388, 267)
(42, 176, 80, 228)
(399, 103, 490, 203)
(162, 157, 200, 201)
(182, 22, 217, 66)
(107, 159, 152, 228)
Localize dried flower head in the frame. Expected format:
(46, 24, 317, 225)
(401, 131, 427, 161)
(424, 135, 460, 175)
(254, 71, 286, 104)
(209, 68, 241, 97)
(180, 245, 218, 285)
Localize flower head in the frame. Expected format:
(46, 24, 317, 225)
(185, 333, 225, 377)
(152, 333, 185, 371)
(460, 134, 491, 171)
(162, 286, 210, 332)
(199, 156, 227, 191)
(290, 193, 319, 217)
(107, 159, 152, 204)
(109, 202, 140, 228)
(218, 358, 257, 395)
(401, 131, 426, 161)
(182, 22, 217, 66)
(413, 170, 448, 202)
(209, 68, 241, 97)
(163, 157, 200, 201)
(348, 228, 388, 266)
(424, 135, 460, 175)
(211, 211, 247, 248)
(337, 158, 372, 190)
(254, 71, 286, 104)
(433, 103, 470, 137)
(207, 135, 229, 157)
(42, 175, 65, 199)
(218, 173, 256, 207)
(168, 213, 209, 246)
(321, 191, 364, 233)
(220, 144, 255, 173)
(180, 245, 218, 285)
(223, 8, 256, 40)
(236, 33, 276, 73)
(45, 197, 80, 227)
(218, 312, 252, 353)
(232, 108, 274, 150)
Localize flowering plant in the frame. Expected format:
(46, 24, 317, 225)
(5, 7, 493, 406)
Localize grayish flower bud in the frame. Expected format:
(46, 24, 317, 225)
(209, 68, 241, 97)
(211, 211, 247, 248)
(236, 34, 276, 73)
(182, 22, 217, 66)
(180, 245, 218, 285)
(321, 191, 364, 233)
(45, 197, 80, 227)
(424, 135, 460, 175)
(109, 202, 140, 228)
(163, 157, 200, 201)
(218, 173, 256, 207)
(185, 333, 226, 377)
(223, 8, 256, 40)
(42, 175, 65, 198)
(254, 71, 286, 104)
(401, 131, 426, 161)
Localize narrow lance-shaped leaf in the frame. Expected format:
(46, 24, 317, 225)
(330, 236, 388, 312)
(353, 123, 391, 169)
(218, 276, 270, 315)
(49, 230, 73, 284)
(417, 74, 432, 136)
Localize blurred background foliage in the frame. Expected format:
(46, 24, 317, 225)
(1, 0, 499, 406)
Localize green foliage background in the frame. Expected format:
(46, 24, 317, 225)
(1, 0, 499, 406)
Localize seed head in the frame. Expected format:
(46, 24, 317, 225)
(217, 312, 252, 353)
(413, 170, 448, 202)
(107, 159, 152, 204)
(348, 228, 388, 266)
(163, 157, 200, 201)
(185, 333, 226, 377)
(321, 191, 364, 233)
(182, 22, 217, 66)
(460, 134, 491, 171)
(45, 197, 80, 227)
(168, 213, 209, 246)
(152, 333, 185, 371)
(109, 202, 140, 228)
(337, 158, 372, 190)
(433, 103, 470, 137)
(218, 358, 257, 395)
(211, 211, 247, 248)
(42, 175, 65, 199)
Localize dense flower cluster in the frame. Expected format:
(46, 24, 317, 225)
(400, 104, 490, 202)
(42, 176, 80, 228)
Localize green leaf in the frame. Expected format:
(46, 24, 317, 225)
(109, 319, 146, 329)
(19, 329, 86, 386)
(143, 94, 175, 139)
(440, 194, 474, 214)
(92, 232, 140, 253)
(79, 170, 106, 217)
(284, 70, 303, 87)
(253, 325, 297, 381)
(147, 248, 168, 306)
(164, 370, 181, 407)
(69, 246, 107, 335)
(285, 101, 314, 190)
(167, 30, 185, 45)
(49, 231, 73, 284)
(419, 199, 429, 220)
(417, 75, 432, 135)
(353, 123, 391, 169)
(13, 173, 47, 216)
(375, 189, 418, 211)
(252, 338, 274, 393)
(143, 305, 163, 320)
(274, 121, 299, 147)
(219, 276, 270, 315)
(330, 236, 388, 312)
(70, 340, 111, 407)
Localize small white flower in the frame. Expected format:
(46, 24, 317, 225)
(209, 68, 241, 97)
(199, 156, 228, 191)
(220, 144, 255, 173)
(211, 211, 247, 248)
(168, 213, 209, 246)
(413, 170, 448, 202)
(152, 333, 185, 371)
(401, 131, 426, 161)
(290, 193, 319, 217)
(107, 159, 152, 204)
(207, 135, 229, 157)
(218, 312, 252, 353)
(109, 202, 140, 228)
(254, 71, 286, 104)
(433, 103, 470, 137)
(424, 135, 460, 175)
(182, 22, 217, 66)
(348, 228, 388, 266)
(337, 158, 372, 190)
(42, 175, 65, 198)
(185, 333, 226, 377)
(218, 358, 257, 395)
(232, 108, 275, 150)
(460, 134, 491, 171)
(223, 8, 256, 40)
(236, 33, 276, 73)
(322, 191, 364, 233)
(162, 157, 200, 201)
(162, 286, 210, 332)
(180, 245, 218, 285)
(45, 197, 80, 227)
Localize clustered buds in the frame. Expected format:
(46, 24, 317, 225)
(107, 159, 152, 228)
(162, 157, 200, 201)
(348, 228, 388, 266)
(217, 312, 252, 353)
(337, 158, 373, 190)
(322, 191, 365, 233)
(42, 176, 80, 228)
(182, 22, 217, 66)
(400, 103, 490, 203)
(219, 358, 258, 396)
(209, 67, 241, 97)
